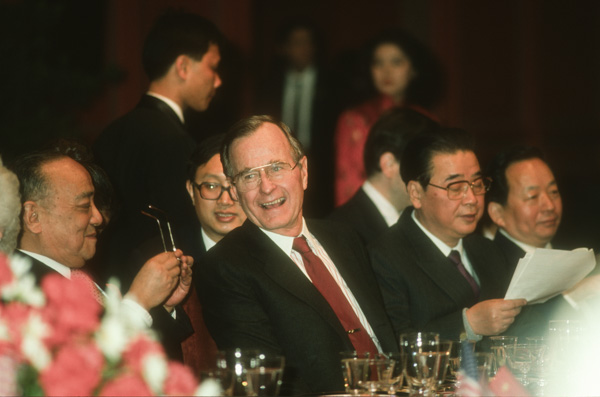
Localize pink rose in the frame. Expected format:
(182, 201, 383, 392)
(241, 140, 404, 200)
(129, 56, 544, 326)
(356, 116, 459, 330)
(0, 253, 14, 288)
(0, 302, 33, 357)
(41, 274, 101, 346)
(99, 373, 153, 396)
(122, 335, 165, 374)
(39, 341, 104, 396)
(164, 361, 199, 396)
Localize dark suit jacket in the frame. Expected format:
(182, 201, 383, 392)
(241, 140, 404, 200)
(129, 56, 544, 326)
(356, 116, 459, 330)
(328, 187, 389, 245)
(198, 219, 397, 395)
(93, 95, 197, 289)
(15, 250, 192, 361)
(369, 208, 512, 341)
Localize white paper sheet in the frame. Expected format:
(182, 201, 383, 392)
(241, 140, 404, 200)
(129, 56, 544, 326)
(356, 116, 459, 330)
(504, 248, 596, 304)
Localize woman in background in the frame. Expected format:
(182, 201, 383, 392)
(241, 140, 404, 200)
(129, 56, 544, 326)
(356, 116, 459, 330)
(334, 29, 441, 206)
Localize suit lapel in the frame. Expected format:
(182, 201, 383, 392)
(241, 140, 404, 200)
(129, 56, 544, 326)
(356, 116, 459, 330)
(401, 210, 478, 306)
(239, 221, 351, 340)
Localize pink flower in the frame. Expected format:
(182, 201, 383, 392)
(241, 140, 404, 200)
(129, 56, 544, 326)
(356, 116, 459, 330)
(99, 373, 153, 396)
(41, 274, 101, 346)
(0, 253, 15, 288)
(164, 361, 199, 396)
(122, 335, 165, 374)
(0, 302, 33, 357)
(39, 341, 104, 396)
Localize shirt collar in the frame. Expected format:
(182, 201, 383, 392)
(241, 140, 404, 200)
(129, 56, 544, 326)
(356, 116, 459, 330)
(201, 227, 218, 251)
(362, 181, 401, 227)
(259, 218, 308, 256)
(411, 210, 464, 257)
(498, 228, 552, 253)
(146, 91, 185, 123)
(18, 249, 72, 279)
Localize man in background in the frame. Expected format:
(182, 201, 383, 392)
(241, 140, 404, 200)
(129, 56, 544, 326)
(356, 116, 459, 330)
(94, 10, 223, 288)
(329, 108, 437, 244)
(180, 134, 246, 372)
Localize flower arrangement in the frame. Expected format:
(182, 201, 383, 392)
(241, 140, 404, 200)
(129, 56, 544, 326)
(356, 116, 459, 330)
(0, 252, 217, 396)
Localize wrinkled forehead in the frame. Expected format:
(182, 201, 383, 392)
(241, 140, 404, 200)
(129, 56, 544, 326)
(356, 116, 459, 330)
(41, 158, 94, 202)
(230, 124, 295, 171)
(429, 150, 480, 180)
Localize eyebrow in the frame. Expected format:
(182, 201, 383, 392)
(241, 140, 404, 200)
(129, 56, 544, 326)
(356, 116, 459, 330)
(443, 170, 482, 183)
(238, 160, 285, 174)
(75, 191, 94, 201)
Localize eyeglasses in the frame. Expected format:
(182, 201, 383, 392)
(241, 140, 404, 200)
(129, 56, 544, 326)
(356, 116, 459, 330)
(192, 181, 237, 201)
(232, 161, 300, 193)
(428, 177, 492, 200)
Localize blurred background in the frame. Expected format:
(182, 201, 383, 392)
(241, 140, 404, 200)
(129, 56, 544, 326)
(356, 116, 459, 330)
(2, 0, 600, 249)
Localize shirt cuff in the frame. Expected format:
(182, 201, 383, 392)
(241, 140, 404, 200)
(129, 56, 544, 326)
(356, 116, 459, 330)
(122, 295, 153, 328)
(462, 308, 483, 342)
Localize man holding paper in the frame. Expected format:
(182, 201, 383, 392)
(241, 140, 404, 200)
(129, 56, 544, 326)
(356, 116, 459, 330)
(369, 128, 527, 341)
(486, 146, 600, 313)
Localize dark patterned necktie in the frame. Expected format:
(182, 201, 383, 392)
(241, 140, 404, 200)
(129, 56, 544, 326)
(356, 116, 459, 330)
(293, 236, 378, 356)
(448, 250, 480, 299)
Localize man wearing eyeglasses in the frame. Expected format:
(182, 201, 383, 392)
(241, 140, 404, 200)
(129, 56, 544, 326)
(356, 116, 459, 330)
(369, 128, 527, 342)
(198, 115, 397, 395)
(181, 134, 246, 372)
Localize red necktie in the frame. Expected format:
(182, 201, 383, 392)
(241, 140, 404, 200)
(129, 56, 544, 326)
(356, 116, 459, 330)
(448, 250, 480, 299)
(293, 236, 378, 357)
(71, 269, 105, 305)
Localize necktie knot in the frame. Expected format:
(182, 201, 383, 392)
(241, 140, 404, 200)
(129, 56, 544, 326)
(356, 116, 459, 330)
(293, 236, 311, 254)
(448, 250, 462, 266)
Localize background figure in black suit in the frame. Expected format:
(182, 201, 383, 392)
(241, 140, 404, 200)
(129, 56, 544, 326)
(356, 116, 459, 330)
(255, 18, 338, 217)
(369, 128, 527, 341)
(198, 116, 397, 395)
(486, 146, 600, 323)
(93, 11, 224, 289)
(11, 145, 194, 360)
(328, 107, 438, 245)
(180, 134, 246, 372)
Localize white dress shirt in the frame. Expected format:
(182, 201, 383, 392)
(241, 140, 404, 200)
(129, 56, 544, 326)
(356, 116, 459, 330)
(362, 181, 401, 227)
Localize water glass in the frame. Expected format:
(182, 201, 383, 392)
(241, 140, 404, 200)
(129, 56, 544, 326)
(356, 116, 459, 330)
(489, 335, 517, 375)
(381, 352, 406, 395)
(246, 354, 285, 396)
(216, 349, 260, 396)
(400, 332, 440, 396)
(340, 356, 369, 395)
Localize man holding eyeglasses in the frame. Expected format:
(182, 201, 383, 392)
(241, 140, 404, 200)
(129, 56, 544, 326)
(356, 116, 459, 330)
(198, 115, 397, 395)
(369, 128, 527, 342)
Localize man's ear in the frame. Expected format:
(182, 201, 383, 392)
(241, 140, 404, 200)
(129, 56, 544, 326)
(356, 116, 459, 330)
(379, 152, 399, 179)
(22, 201, 42, 234)
(487, 201, 506, 228)
(407, 180, 424, 209)
(174, 55, 191, 80)
(300, 156, 308, 191)
(185, 180, 196, 205)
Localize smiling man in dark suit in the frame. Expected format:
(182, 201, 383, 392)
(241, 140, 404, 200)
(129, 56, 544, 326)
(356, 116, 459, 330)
(369, 128, 527, 342)
(198, 115, 397, 395)
(93, 11, 223, 289)
(329, 108, 437, 244)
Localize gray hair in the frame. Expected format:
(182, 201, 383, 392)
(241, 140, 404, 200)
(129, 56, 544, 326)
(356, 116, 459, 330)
(0, 157, 21, 254)
(221, 115, 305, 178)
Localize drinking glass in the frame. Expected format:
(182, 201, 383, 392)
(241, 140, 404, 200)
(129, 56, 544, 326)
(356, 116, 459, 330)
(381, 352, 406, 395)
(474, 352, 493, 384)
(400, 332, 440, 396)
(340, 356, 369, 395)
(216, 349, 260, 396)
(435, 341, 453, 391)
(489, 335, 517, 376)
(505, 344, 534, 386)
(246, 353, 285, 396)
(358, 357, 396, 395)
